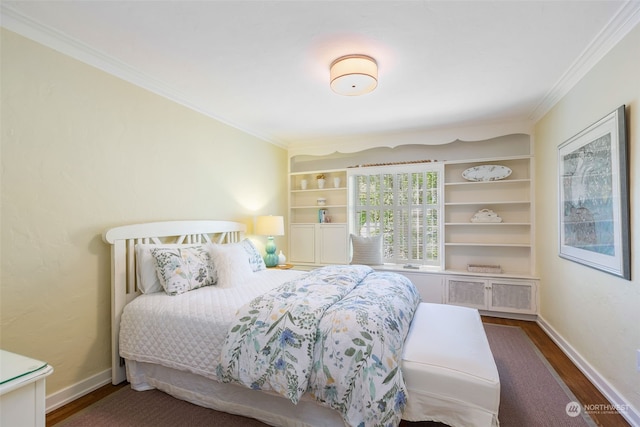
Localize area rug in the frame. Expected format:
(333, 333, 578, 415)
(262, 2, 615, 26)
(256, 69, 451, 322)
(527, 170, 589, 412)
(482, 324, 596, 427)
(56, 324, 596, 427)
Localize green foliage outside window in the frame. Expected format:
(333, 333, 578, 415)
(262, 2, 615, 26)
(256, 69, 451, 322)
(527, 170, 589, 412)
(353, 168, 440, 265)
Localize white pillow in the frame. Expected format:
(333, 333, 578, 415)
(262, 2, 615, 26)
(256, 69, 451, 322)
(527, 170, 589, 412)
(209, 243, 254, 288)
(136, 243, 205, 294)
(151, 246, 217, 296)
(350, 234, 383, 265)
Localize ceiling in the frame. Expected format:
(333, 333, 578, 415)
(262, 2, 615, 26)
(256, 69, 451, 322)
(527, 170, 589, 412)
(2, 1, 639, 154)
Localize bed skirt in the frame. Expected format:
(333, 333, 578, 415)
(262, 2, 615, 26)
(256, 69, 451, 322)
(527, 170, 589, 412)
(126, 359, 344, 426)
(125, 303, 499, 427)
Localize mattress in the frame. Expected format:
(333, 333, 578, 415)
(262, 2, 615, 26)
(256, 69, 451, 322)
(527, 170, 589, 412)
(119, 269, 304, 381)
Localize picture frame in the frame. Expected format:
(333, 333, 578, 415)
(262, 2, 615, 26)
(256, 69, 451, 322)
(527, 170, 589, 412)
(558, 105, 630, 280)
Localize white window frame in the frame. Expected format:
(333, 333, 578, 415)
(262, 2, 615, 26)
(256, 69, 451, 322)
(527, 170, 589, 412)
(347, 163, 444, 268)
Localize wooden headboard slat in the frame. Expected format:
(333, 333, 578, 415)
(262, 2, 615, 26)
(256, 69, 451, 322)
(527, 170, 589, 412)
(103, 220, 247, 384)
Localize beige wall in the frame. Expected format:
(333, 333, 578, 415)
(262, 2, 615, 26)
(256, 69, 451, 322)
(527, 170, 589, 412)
(0, 29, 288, 394)
(534, 24, 640, 415)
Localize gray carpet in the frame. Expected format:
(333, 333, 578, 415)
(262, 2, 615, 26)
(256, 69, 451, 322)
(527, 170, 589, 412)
(482, 324, 596, 427)
(56, 324, 596, 427)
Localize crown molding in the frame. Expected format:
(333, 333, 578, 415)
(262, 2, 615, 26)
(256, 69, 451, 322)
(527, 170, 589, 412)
(0, 4, 284, 149)
(529, 1, 640, 122)
(4, 2, 637, 150)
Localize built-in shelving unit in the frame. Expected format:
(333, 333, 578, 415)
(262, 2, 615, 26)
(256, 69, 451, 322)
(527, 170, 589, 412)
(443, 156, 534, 276)
(287, 138, 538, 316)
(289, 169, 348, 265)
(289, 169, 347, 224)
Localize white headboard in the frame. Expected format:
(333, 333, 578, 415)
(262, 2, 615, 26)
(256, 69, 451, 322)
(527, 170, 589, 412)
(102, 220, 246, 384)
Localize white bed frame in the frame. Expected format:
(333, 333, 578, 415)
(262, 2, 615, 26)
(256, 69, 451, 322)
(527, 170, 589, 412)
(103, 220, 246, 384)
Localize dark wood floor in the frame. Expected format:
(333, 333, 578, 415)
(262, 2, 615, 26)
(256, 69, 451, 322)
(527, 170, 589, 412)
(46, 317, 630, 427)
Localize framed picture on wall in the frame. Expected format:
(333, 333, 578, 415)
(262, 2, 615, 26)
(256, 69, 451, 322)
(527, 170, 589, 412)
(558, 105, 630, 280)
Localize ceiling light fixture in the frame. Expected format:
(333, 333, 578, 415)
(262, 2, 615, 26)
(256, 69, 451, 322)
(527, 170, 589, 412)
(330, 54, 378, 96)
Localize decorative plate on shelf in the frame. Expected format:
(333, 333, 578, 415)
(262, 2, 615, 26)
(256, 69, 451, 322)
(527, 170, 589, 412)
(462, 165, 512, 182)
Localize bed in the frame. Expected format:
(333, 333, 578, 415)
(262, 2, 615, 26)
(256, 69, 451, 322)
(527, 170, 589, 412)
(103, 220, 500, 427)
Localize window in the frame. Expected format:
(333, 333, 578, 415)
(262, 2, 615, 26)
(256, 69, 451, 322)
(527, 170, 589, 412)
(348, 163, 443, 267)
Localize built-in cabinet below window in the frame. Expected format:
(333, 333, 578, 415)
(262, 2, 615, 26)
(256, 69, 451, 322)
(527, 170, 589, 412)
(445, 276, 537, 314)
(374, 268, 538, 316)
(375, 268, 445, 304)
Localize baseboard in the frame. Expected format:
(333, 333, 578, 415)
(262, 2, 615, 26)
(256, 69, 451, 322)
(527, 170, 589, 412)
(479, 310, 538, 322)
(537, 316, 640, 427)
(45, 368, 112, 413)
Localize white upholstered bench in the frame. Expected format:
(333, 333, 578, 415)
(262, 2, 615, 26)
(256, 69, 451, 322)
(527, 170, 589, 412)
(401, 303, 500, 427)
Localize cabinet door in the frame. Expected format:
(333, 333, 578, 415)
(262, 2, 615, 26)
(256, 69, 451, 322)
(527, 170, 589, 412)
(489, 280, 537, 313)
(446, 277, 487, 309)
(318, 224, 348, 264)
(289, 225, 315, 263)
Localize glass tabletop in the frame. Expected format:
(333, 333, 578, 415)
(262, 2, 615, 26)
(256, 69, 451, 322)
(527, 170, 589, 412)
(0, 350, 49, 385)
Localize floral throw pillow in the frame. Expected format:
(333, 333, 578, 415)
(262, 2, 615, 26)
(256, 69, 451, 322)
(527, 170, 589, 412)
(240, 239, 267, 272)
(151, 246, 217, 295)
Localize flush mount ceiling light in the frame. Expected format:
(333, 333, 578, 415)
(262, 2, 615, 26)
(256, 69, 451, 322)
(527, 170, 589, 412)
(330, 54, 378, 96)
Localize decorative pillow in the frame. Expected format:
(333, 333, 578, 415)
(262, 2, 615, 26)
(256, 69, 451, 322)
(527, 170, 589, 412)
(151, 246, 217, 295)
(350, 234, 383, 265)
(239, 239, 267, 271)
(209, 243, 255, 288)
(136, 243, 205, 294)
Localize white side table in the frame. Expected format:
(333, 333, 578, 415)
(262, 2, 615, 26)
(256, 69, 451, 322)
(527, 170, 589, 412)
(0, 350, 53, 427)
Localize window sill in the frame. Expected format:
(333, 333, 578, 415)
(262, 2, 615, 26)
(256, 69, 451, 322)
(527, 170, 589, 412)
(374, 264, 443, 273)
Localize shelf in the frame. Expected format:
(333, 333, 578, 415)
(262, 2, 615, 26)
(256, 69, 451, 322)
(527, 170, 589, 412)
(445, 178, 530, 186)
(444, 269, 538, 280)
(289, 222, 347, 225)
(290, 168, 345, 176)
(445, 242, 531, 248)
(445, 201, 530, 206)
(291, 205, 347, 209)
(291, 187, 346, 192)
(445, 222, 531, 226)
(444, 155, 532, 165)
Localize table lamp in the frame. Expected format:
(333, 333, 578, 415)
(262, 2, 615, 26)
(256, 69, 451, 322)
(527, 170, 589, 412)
(255, 215, 285, 267)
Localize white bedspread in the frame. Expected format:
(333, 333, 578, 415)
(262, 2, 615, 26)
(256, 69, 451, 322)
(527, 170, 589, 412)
(119, 269, 304, 381)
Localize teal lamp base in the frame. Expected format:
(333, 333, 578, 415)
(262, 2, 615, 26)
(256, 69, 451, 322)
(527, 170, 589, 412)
(264, 236, 279, 268)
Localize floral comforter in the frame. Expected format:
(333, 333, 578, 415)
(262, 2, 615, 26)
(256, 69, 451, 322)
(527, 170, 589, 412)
(217, 265, 421, 427)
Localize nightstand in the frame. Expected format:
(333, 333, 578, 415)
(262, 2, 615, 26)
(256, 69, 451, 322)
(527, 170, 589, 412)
(0, 350, 53, 427)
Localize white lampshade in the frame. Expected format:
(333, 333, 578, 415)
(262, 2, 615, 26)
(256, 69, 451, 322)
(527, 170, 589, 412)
(330, 54, 378, 96)
(255, 215, 285, 236)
